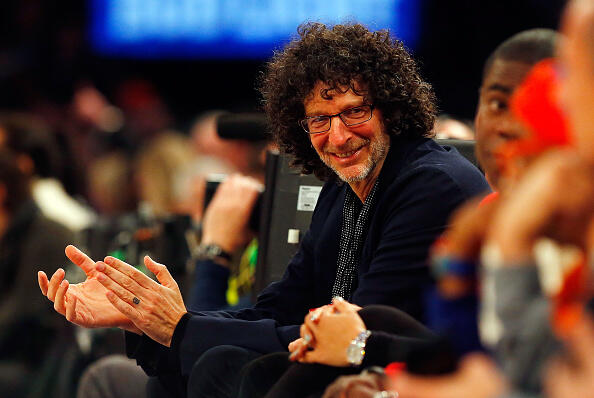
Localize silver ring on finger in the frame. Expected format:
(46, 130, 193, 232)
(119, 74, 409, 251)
(133, 297, 140, 305)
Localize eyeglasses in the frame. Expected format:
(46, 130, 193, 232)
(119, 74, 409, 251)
(299, 104, 374, 134)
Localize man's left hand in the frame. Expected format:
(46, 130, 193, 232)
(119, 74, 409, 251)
(96, 256, 188, 347)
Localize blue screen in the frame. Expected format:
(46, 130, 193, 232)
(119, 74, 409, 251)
(89, 0, 420, 59)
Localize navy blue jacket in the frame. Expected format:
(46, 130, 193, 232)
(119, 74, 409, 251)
(127, 136, 489, 377)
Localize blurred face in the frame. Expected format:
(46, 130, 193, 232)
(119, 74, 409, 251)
(475, 59, 534, 190)
(559, 0, 594, 162)
(304, 81, 390, 188)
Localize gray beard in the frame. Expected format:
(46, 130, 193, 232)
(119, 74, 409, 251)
(323, 135, 390, 183)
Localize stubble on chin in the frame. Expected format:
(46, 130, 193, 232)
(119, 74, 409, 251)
(323, 135, 390, 183)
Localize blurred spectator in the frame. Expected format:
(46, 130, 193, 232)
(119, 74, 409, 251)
(173, 156, 233, 223)
(134, 131, 194, 218)
(0, 112, 96, 231)
(86, 151, 137, 216)
(371, 7, 593, 398)
(190, 111, 267, 182)
(114, 79, 173, 144)
(0, 148, 75, 397)
(434, 115, 475, 140)
(82, 132, 195, 281)
(474, 29, 559, 191)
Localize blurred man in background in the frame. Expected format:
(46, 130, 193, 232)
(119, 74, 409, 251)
(0, 149, 74, 398)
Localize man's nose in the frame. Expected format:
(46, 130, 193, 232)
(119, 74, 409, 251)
(327, 117, 352, 147)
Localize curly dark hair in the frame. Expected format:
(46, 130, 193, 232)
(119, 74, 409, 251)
(259, 22, 436, 180)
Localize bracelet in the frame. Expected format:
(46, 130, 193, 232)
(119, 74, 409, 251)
(346, 330, 371, 366)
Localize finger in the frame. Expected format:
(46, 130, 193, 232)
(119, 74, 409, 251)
(54, 279, 69, 315)
(307, 307, 324, 324)
(289, 340, 308, 361)
(105, 290, 140, 323)
(38, 271, 49, 296)
(299, 348, 319, 364)
(97, 270, 140, 306)
(65, 293, 77, 323)
(300, 323, 314, 344)
(332, 297, 355, 313)
(237, 174, 264, 192)
(65, 245, 95, 275)
(144, 256, 178, 290)
(288, 338, 302, 352)
(305, 309, 322, 331)
(102, 257, 154, 290)
(46, 268, 65, 302)
(292, 340, 312, 362)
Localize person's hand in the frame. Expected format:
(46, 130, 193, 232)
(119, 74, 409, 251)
(292, 298, 366, 367)
(289, 299, 363, 362)
(201, 174, 263, 253)
(545, 314, 594, 398)
(392, 353, 507, 398)
(439, 197, 499, 261)
(323, 371, 391, 398)
(95, 255, 187, 347)
(486, 151, 594, 262)
(38, 245, 138, 332)
(428, 197, 498, 298)
(288, 305, 330, 361)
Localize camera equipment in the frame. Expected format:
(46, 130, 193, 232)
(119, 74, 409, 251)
(216, 113, 269, 142)
(203, 175, 263, 233)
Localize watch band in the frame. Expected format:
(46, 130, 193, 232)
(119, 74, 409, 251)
(346, 330, 371, 366)
(193, 243, 232, 262)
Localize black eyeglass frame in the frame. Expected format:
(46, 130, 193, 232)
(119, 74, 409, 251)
(299, 104, 375, 134)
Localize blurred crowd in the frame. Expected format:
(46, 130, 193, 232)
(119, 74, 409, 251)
(0, 97, 273, 393)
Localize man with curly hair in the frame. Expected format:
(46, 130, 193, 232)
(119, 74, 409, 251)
(39, 23, 488, 398)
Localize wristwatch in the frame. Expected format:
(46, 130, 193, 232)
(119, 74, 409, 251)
(193, 243, 232, 262)
(346, 330, 371, 366)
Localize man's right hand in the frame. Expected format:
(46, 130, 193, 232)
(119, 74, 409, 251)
(38, 245, 139, 333)
(201, 174, 263, 254)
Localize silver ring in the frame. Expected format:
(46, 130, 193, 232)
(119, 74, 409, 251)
(133, 297, 140, 305)
(372, 391, 398, 398)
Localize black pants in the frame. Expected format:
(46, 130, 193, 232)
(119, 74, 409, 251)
(237, 305, 435, 398)
(146, 346, 262, 398)
(187, 345, 263, 398)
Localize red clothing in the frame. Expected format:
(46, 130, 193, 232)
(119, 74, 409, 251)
(479, 191, 499, 207)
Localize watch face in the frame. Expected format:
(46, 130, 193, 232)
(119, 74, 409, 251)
(206, 245, 222, 256)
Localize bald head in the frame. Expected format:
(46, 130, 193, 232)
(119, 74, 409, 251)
(483, 29, 559, 80)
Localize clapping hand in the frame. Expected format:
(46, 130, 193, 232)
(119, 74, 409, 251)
(38, 245, 139, 332)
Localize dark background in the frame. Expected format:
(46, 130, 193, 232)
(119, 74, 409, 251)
(0, 0, 566, 127)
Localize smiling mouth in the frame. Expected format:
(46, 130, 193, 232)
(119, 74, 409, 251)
(334, 149, 358, 158)
(330, 144, 366, 159)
